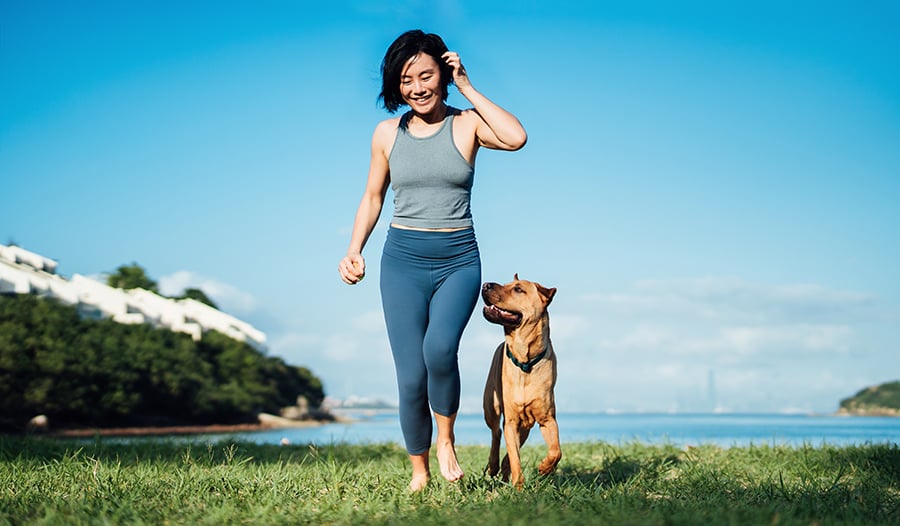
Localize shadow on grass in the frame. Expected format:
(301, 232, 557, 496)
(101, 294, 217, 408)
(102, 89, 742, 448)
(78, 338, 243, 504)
(555, 451, 681, 489)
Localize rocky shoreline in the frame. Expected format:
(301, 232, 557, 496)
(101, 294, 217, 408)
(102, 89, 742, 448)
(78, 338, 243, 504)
(835, 407, 900, 417)
(47, 412, 346, 438)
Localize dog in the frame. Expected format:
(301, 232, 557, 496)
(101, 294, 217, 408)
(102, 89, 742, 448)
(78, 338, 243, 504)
(481, 274, 560, 489)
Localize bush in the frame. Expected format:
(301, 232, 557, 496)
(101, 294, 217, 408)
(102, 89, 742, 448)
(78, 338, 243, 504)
(0, 294, 324, 430)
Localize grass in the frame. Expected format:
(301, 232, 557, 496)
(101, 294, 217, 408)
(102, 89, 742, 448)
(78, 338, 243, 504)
(0, 436, 897, 525)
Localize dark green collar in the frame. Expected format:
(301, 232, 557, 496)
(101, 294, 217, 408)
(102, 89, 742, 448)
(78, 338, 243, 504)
(505, 343, 547, 373)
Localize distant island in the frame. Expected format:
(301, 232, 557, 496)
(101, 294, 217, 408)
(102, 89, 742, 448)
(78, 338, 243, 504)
(837, 380, 900, 416)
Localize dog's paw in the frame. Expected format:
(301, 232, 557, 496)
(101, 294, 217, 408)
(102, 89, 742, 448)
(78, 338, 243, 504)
(538, 456, 561, 475)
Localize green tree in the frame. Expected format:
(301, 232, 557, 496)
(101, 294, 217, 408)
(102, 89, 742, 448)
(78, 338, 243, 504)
(178, 287, 218, 309)
(106, 263, 158, 292)
(0, 294, 327, 430)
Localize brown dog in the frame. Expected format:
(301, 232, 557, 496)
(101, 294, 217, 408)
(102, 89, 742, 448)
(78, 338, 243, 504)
(482, 274, 560, 489)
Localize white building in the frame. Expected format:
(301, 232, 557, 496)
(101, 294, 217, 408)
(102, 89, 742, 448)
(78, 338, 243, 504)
(0, 243, 266, 350)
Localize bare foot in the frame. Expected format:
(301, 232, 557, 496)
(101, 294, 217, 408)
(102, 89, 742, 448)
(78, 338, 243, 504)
(408, 451, 431, 492)
(409, 472, 430, 492)
(436, 438, 464, 482)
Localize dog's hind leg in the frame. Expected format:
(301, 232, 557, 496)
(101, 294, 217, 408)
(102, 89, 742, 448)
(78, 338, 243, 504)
(537, 418, 562, 475)
(483, 344, 504, 477)
(485, 424, 502, 477)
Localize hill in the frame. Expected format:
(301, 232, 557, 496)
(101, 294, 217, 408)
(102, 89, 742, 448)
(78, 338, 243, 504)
(838, 380, 900, 416)
(0, 294, 324, 431)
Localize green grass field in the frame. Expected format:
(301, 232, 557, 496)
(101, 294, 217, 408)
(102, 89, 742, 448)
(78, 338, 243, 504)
(1, 436, 897, 525)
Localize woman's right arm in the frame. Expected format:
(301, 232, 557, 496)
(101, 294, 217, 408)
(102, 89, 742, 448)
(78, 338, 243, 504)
(338, 120, 394, 285)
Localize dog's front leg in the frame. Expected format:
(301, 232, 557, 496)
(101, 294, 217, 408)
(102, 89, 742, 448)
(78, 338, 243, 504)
(503, 418, 525, 489)
(537, 417, 562, 475)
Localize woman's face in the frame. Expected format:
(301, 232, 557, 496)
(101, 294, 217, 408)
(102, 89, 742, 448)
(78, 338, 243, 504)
(400, 52, 443, 115)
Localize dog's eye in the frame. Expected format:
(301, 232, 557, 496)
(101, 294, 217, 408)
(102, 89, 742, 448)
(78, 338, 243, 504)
(514, 286, 525, 293)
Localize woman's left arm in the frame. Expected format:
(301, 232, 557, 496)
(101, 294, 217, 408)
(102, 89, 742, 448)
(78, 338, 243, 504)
(443, 51, 527, 151)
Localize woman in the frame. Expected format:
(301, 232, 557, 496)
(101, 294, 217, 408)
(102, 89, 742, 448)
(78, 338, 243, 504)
(338, 29, 526, 491)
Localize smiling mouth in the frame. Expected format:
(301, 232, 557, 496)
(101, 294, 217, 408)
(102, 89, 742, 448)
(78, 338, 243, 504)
(482, 304, 522, 327)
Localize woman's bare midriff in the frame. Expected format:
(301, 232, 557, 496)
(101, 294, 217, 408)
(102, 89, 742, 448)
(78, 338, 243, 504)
(391, 223, 471, 232)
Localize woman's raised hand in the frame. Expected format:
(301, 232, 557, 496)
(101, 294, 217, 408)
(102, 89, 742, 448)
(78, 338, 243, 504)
(442, 51, 471, 90)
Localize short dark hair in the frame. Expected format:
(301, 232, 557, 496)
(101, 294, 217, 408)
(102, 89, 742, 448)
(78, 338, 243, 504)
(378, 30, 453, 113)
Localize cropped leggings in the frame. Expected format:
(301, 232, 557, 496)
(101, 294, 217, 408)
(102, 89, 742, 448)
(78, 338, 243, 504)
(380, 226, 481, 454)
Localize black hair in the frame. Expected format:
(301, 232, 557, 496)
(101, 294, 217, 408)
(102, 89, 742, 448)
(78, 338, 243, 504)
(378, 29, 453, 113)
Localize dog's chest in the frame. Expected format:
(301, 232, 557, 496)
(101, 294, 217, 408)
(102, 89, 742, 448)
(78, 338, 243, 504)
(502, 359, 555, 412)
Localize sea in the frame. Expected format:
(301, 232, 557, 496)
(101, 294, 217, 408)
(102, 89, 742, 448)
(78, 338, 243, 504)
(132, 412, 899, 448)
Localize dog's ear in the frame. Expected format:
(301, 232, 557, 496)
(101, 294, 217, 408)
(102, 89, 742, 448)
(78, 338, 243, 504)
(537, 284, 557, 305)
(513, 273, 519, 281)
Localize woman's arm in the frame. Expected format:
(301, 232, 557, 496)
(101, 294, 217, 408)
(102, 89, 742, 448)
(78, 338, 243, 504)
(338, 120, 394, 285)
(443, 51, 527, 151)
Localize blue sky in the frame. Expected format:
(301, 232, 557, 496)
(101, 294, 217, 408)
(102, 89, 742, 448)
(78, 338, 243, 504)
(3, 0, 898, 413)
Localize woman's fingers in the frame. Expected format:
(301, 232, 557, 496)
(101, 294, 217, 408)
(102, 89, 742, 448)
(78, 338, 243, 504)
(339, 256, 365, 284)
(443, 51, 470, 89)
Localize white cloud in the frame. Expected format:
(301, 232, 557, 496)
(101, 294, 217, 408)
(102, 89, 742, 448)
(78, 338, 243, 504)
(522, 276, 893, 412)
(352, 309, 387, 332)
(585, 276, 877, 324)
(158, 270, 258, 314)
(268, 330, 320, 351)
(545, 313, 591, 342)
(719, 324, 852, 354)
(576, 276, 872, 359)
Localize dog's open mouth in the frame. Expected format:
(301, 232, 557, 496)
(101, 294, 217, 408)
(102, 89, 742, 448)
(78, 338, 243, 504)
(483, 304, 522, 327)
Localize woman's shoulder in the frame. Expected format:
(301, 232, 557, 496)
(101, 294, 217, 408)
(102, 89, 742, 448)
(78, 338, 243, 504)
(450, 107, 481, 133)
(451, 107, 481, 123)
(375, 115, 403, 132)
(372, 115, 403, 144)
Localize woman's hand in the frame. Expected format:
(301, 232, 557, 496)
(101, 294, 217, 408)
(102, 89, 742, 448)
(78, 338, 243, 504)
(442, 51, 471, 91)
(339, 253, 366, 285)
(441, 50, 527, 151)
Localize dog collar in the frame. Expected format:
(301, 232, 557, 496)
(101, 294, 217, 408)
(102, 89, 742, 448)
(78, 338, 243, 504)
(505, 343, 547, 373)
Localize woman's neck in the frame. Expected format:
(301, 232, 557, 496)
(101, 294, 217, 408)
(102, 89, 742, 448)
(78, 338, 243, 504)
(409, 103, 448, 127)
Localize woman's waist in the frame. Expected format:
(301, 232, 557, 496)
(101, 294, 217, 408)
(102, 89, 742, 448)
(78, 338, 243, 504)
(390, 223, 471, 233)
(383, 225, 479, 261)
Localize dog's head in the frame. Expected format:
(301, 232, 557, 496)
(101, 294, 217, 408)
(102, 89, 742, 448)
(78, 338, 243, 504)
(481, 274, 556, 329)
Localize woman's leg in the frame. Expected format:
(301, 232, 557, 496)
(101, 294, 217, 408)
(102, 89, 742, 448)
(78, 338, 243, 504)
(408, 451, 431, 491)
(382, 255, 436, 491)
(380, 254, 433, 455)
(423, 262, 481, 481)
(433, 412, 462, 482)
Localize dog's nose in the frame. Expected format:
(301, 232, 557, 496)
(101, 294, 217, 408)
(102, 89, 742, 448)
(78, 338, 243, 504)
(483, 282, 494, 292)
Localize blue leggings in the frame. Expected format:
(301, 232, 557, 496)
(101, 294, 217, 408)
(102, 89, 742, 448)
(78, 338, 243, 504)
(380, 227, 481, 454)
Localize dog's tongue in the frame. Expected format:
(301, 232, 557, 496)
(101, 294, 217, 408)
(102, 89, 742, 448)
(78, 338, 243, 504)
(485, 305, 507, 316)
(483, 304, 521, 326)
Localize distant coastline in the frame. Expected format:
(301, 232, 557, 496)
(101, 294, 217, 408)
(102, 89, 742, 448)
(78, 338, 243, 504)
(52, 422, 277, 438)
(835, 407, 899, 417)
(49, 412, 346, 438)
(837, 380, 900, 417)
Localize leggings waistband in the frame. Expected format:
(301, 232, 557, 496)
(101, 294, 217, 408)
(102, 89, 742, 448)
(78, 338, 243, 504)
(383, 226, 478, 262)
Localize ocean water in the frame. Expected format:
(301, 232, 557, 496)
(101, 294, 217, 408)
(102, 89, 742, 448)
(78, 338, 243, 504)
(170, 412, 898, 448)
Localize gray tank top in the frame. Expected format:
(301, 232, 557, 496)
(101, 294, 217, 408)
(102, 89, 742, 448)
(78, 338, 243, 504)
(388, 109, 475, 229)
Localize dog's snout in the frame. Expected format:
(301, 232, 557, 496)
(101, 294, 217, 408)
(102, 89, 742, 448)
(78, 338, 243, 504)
(483, 282, 495, 292)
